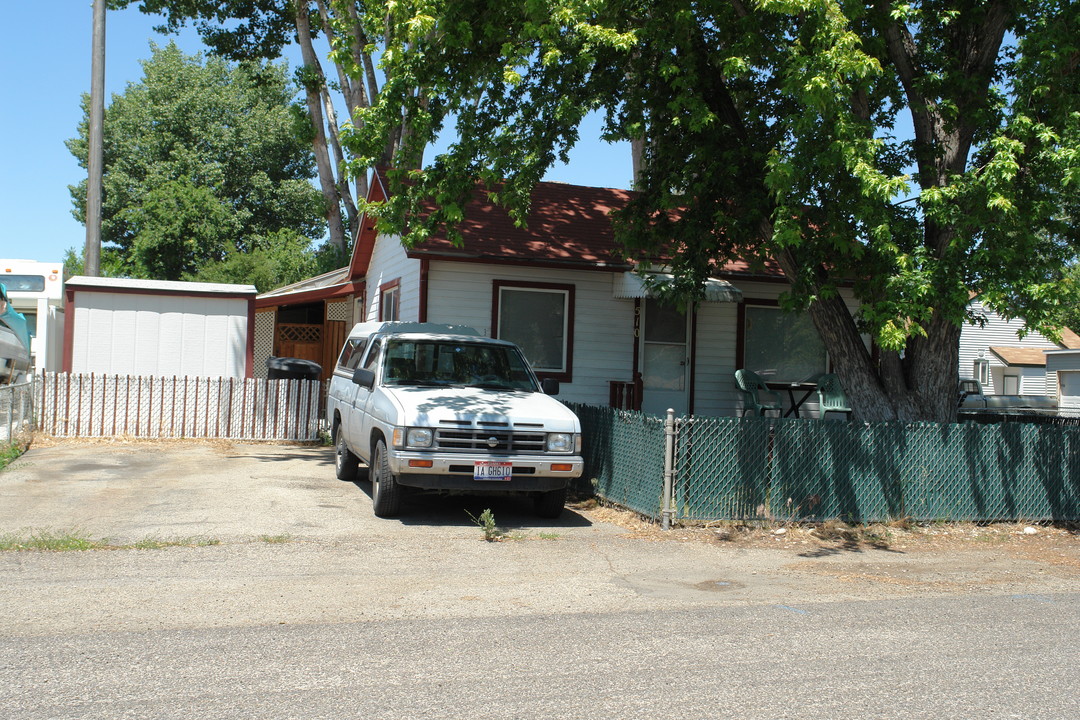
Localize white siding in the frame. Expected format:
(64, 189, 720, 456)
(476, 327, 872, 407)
(959, 299, 1059, 395)
(692, 300, 740, 416)
(425, 262, 635, 406)
(363, 232, 873, 417)
(361, 234, 422, 322)
(72, 291, 248, 377)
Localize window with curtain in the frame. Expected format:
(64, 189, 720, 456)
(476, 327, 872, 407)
(743, 305, 827, 382)
(494, 282, 573, 378)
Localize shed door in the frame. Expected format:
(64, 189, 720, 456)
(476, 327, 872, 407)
(1060, 371, 1080, 408)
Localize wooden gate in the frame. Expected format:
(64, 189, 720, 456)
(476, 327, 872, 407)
(276, 323, 322, 364)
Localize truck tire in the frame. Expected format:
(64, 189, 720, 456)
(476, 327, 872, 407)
(534, 486, 567, 519)
(371, 439, 402, 517)
(334, 424, 359, 481)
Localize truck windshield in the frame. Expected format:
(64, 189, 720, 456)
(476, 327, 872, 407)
(383, 339, 539, 391)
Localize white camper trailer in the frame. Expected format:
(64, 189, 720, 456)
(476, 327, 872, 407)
(0, 260, 66, 373)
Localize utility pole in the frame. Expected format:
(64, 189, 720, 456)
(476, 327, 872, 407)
(84, 0, 106, 277)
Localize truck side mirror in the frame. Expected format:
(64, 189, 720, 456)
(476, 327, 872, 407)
(541, 377, 560, 395)
(352, 367, 375, 390)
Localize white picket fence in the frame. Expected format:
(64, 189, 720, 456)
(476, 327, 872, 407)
(37, 373, 325, 441)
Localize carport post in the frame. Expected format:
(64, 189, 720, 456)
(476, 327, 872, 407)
(661, 408, 675, 530)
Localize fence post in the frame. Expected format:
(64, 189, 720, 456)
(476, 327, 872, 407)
(662, 408, 675, 531)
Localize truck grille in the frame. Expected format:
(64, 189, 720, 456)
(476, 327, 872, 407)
(434, 427, 547, 453)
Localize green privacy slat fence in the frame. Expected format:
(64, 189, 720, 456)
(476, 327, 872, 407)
(570, 404, 1080, 523)
(569, 403, 667, 518)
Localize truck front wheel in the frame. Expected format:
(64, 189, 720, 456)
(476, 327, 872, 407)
(371, 439, 403, 518)
(534, 486, 567, 519)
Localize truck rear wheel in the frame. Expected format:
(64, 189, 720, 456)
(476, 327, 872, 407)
(334, 424, 359, 481)
(371, 439, 402, 517)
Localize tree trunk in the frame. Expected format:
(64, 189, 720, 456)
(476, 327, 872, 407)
(630, 137, 644, 188)
(295, 4, 347, 255)
(774, 243, 960, 423)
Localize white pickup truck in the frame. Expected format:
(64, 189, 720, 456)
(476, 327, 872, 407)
(326, 322, 584, 518)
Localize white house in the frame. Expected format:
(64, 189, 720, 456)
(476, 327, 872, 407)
(348, 171, 863, 418)
(64, 276, 257, 378)
(958, 297, 1080, 396)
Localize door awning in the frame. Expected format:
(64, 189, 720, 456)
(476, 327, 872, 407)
(613, 272, 742, 303)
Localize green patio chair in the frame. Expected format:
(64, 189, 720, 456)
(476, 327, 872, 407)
(816, 373, 853, 420)
(734, 369, 783, 418)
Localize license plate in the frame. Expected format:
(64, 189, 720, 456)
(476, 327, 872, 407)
(474, 461, 512, 481)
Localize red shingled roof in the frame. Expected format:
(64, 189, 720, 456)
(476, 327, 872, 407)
(409, 181, 635, 268)
(350, 169, 778, 279)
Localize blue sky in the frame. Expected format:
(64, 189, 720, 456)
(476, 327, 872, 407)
(0, 3, 632, 266)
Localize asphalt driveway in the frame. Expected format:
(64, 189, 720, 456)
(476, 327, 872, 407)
(0, 438, 599, 543)
(2, 439, 1080, 720)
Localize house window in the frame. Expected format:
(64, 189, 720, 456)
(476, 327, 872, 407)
(1002, 374, 1020, 395)
(741, 303, 827, 382)
(492, 280, 574, 381)
(974, 358, 989, 386)
(380, 280, 400, 321)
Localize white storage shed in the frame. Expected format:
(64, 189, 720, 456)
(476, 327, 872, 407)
(1045, 349, 1080, 412)
(63, 276, 257, 378)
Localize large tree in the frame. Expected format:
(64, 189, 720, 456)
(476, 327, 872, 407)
(68, 42, 329, 289)
(346, 0, 1080, 422)
(123, 0, 420, 255)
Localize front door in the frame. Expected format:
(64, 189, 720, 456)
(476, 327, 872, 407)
(640, 298, 691, 415)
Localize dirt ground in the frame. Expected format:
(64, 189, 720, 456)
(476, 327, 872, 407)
(577, 498, 1080, 558)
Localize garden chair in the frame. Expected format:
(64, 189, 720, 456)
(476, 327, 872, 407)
(816, 373, 853, 420)
(734, 369, 783, 417)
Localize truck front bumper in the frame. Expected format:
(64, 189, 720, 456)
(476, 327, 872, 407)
(386, 451, 583, 492)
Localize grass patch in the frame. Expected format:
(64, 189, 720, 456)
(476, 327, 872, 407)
(537, 532, 562, 540)
(131, 536, 221, 550)
(0, 442, 27, 472)
(0, 529, 221, 552)
(258, 533, 293, 544)
(0, 528, 108, 552)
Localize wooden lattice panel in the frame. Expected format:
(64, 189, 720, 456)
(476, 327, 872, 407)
(326, 300, 349, 322)
(277, 324, 322, 344)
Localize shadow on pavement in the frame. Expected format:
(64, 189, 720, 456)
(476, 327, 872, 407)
(343, 471, 592, 529)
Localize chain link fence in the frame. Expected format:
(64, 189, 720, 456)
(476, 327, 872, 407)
(571, 404, 1080, 524)
(1, 378, 35, 447)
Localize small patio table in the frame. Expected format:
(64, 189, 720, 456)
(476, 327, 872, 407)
(765, 381, 819, 418)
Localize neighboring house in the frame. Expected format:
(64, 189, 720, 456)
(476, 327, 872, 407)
(346, 170, 861, 418)
(959, 297, 1080, 396)
(64, 276, 257, 378)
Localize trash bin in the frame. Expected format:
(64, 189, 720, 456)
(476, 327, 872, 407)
(266, 357, 322, 381)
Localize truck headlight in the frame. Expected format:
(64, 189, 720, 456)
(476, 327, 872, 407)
(406, 428, 433, 448)
(546, 433, 574, 453)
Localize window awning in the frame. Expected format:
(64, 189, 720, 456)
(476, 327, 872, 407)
(613, 272, 742, 303)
